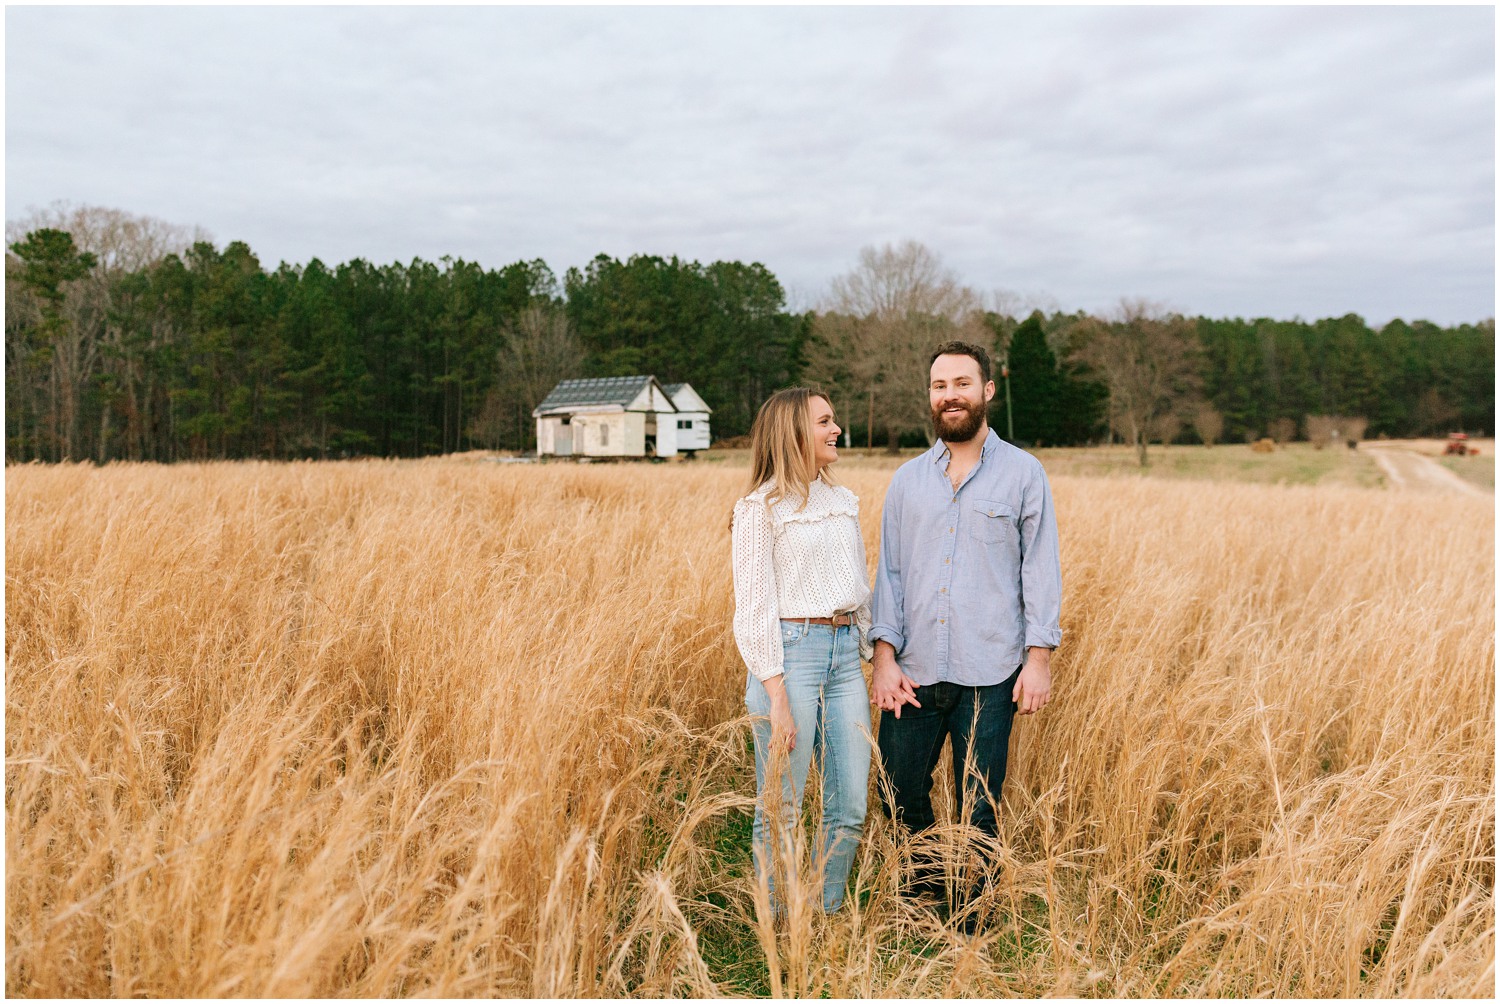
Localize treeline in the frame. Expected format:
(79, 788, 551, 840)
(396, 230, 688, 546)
(5, 207, 804, 462)
(991, 309, 1494, 449)
(5, 210, 1493, 463)
(1196, 314, 1493, 445)
(804, 241, 1492, 458)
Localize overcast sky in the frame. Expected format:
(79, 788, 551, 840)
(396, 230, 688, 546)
(6, 5, 1495, 324)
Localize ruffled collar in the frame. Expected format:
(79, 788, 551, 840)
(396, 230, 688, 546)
(746, 479, 859, 526)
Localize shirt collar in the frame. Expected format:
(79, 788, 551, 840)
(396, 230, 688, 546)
(931, 427, 1001, 465)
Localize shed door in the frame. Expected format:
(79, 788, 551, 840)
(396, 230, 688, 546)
(556, 421, 573, 456)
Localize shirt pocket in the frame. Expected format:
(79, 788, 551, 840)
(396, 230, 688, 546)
(969, 499, 1018, 545)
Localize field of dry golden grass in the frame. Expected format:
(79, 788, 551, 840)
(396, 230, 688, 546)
(6, 457, 1494, 997)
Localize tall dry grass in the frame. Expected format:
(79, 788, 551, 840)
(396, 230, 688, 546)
(5, 458, 1493, 997)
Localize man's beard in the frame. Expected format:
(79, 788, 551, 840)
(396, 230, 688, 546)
(931, 397, 987, 443)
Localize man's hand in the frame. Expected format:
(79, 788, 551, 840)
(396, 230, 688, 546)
(1012, 647, 1053, 715)
(870, 641, 921, 718)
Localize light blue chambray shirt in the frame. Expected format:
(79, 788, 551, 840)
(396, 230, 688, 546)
(870, 428, 1062, 687)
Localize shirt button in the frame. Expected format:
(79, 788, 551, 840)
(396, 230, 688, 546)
(948, 527, 954, 533)
(940, 587, 947, 593)
(940, 619, 946, 624)
(944, 558, 950, 564)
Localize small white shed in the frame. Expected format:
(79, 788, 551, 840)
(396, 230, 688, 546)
(533, 375, 686, 458)
(662, 383, 713, 454)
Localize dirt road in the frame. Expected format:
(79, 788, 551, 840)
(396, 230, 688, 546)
(1363, 444, 1490, 498)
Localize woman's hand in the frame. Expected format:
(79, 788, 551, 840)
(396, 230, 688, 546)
(762, 675, 797, 752)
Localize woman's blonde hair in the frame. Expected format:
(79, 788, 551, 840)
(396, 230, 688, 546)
(744, 386, 835, 510)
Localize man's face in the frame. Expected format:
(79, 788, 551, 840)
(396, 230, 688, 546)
(929, 353, 995, 443)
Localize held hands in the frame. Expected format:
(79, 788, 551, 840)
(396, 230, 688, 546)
(1012, 648, 1053, 715)
(870, 642, 921, 718)
(868, 642, 1053, 716)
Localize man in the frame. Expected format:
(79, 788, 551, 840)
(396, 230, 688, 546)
(869, 339, 1062, 906)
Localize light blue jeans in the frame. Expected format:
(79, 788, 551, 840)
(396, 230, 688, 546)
(745, 621, 871, 913)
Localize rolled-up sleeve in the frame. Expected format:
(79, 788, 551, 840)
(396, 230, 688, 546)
(1018, 464, 1063, 650)
(732, 498, 783, 680)
(869, 476, 907, 653)
(855, 591, 874, 662)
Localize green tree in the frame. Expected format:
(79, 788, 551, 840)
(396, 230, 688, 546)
(8, 228, 98, 459)
(1000, 313, 1064, 446)
(269, 259, 372, 457)
(997, 311, 1109, 447)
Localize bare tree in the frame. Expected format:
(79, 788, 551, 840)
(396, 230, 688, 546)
(471, 304, 581, 450)
(1190, 401, 1224, 447)
(1267, 417, 1296, 444)
(808, 241, 984, 451)
(6, 202, 206, 273)
(989, 287, 1060, 321)
(1069, 299, 1201, 466)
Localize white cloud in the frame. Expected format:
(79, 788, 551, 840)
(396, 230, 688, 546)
(5, 5, 1493, 323)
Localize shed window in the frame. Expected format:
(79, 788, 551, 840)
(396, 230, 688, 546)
(678, 419, 693, 430)
(600, 424, 609, 447)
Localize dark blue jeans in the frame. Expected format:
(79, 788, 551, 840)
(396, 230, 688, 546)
(876, 672, 1020, 900)
(877, 674, 1019, 865)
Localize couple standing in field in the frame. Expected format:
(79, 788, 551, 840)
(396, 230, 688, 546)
(730, 340, 1063, 924)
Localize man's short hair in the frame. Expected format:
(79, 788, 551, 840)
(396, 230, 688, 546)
(929, 340, 992, 383)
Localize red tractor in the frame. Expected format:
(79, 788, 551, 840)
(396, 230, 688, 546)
(1444, 432, 1478, 456)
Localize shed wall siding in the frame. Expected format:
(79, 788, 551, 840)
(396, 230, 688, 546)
(624, 412, 646, 456)
(572, 412, 641, 456)
(674, 412, 711, 450)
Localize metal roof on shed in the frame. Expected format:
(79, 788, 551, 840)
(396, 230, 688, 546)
(535, 376, 654, 412)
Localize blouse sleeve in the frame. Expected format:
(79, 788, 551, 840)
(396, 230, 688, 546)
(732, 497, 783, 681)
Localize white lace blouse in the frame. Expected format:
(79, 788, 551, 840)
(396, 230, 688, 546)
(731, 478, 873, 681)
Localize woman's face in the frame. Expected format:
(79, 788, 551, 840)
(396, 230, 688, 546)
(808, 395, 841, 470)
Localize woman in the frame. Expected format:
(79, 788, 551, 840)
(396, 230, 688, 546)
(731, 387, 872, 914)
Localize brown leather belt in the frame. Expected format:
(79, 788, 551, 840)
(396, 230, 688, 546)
(781, 613, 857, 627)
